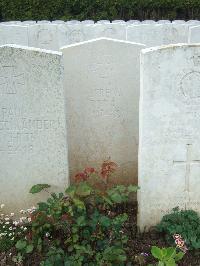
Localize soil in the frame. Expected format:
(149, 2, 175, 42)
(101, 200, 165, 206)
(1, 202, 200, 266)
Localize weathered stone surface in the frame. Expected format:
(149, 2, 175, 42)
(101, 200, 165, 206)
(127, 23, 189, 47)
(58, 24, 92, 46)
(61, 38, 144, 184)
(189, 25, 200, 43)
(138, 44, 200, 230)
(0, 45, 69, 213)
(127, 24, 165, 47)
(86, 24, 126, 40)
(28, 24, 59, 51)
(0, 25, 28, 46)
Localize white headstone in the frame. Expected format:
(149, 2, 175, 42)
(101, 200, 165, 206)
(157, 20, 171, 24)
(0, 25, 28, 46)
(21, 20, 36, 25)
(112, 20, 126, 24)
(81, 20, 94, 24)
(37, 20, 51, 24)
(52, 20, 65, 24)
(96, 20, 110, 24)
(86, 24, 126, 40)
(126, 20, 140, 25)
(139, 44, 200, 230)
(61, 38, 145, 184)
(0, 45, 69, 213)
(2, 21, 22, 25)
(172, 20, 186, 24)
(142, 20, 156, 24)
(186, 20, 200, 26)
(189, 25, 200, 43)
(58, 24, 92, 46)
(127, 24, 166, 47)
(66, 20, 80, 25)
(28, 24, 59, 51)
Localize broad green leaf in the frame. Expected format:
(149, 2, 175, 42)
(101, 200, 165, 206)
(165, 258, 176, 266)
(76, 183, 92, 197)
(175, 251, 184, 261)
(15, 240, 27, 250)
(65, 185, 76, 197)
(151, 246, 163, 260)
(26, 244, 34, 253)
(77, 215, 86, 226)
(165, 247, 176, 259)
(99, 216, 111, 227)
(38, 202, 49, 211)
(73, 198, 85, 209)
(29, 184, 50, 194)
(110, 192, 122, 203)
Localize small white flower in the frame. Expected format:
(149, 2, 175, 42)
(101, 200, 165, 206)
(5, 222, 9, 225)
(19, 210, 24, 214)
(23, 227, 27, 231)
(10, 213, 14, 217)
(28, 218, 32, 223)
(9, 227, 13, 231)
(4, 217, 9, 221)
(45, 232, 50, 238)
(1, 204, 5, 209)
(11, 237, 14, 241)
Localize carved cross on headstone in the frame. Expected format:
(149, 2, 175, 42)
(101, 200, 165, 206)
(173, 144, 200, 192)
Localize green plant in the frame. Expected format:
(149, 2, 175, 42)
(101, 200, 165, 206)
(148, 246, 184, 266)
(12, 160, 138, 265)
(156, 207, 200, 250)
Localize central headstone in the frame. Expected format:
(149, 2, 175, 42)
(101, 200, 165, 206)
(61, 38, 144, 184)
(0, 45, 69, 213)
(139, 44, 200, 230)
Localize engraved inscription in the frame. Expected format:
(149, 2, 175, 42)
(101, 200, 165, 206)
(103, 27, 116, 37)
(37, 29, 53, 46)
(173, 144, 200, 192)
(0, 66, 25, 94)
(180, 71, 200, 100)
(69, 30, 85, 43)
(0, 106, 61, 153)
(89, 87, 121, 118)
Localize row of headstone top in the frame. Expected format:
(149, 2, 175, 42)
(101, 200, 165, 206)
(1, 20, 200, 51)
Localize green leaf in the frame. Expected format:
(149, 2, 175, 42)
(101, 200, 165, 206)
(38, 202, 49, 211)
(165, 247, 176, 260)
(110, 192, 123, 203)
(30, 184, 50, 194)
(76, 183, 92, 197)
(99, 216, 111, 227)
(15, 240, 27, 250)
(165, 258, 176, 266)
(26, 244, 34, 253)
(73, 198, 85, 209)
(77, 216, 86, 226)
(65, 185, 76, 197)
(151, 246, 163, 260)
(127, 185, 139, 193)
(174, 251, 184, 261)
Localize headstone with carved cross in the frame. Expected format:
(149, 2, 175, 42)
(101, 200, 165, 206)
(0, 45, 69, 214)
(61, 38, 145, 185)
(28, 24, 59, 51)
(138, 44, 200, 231)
